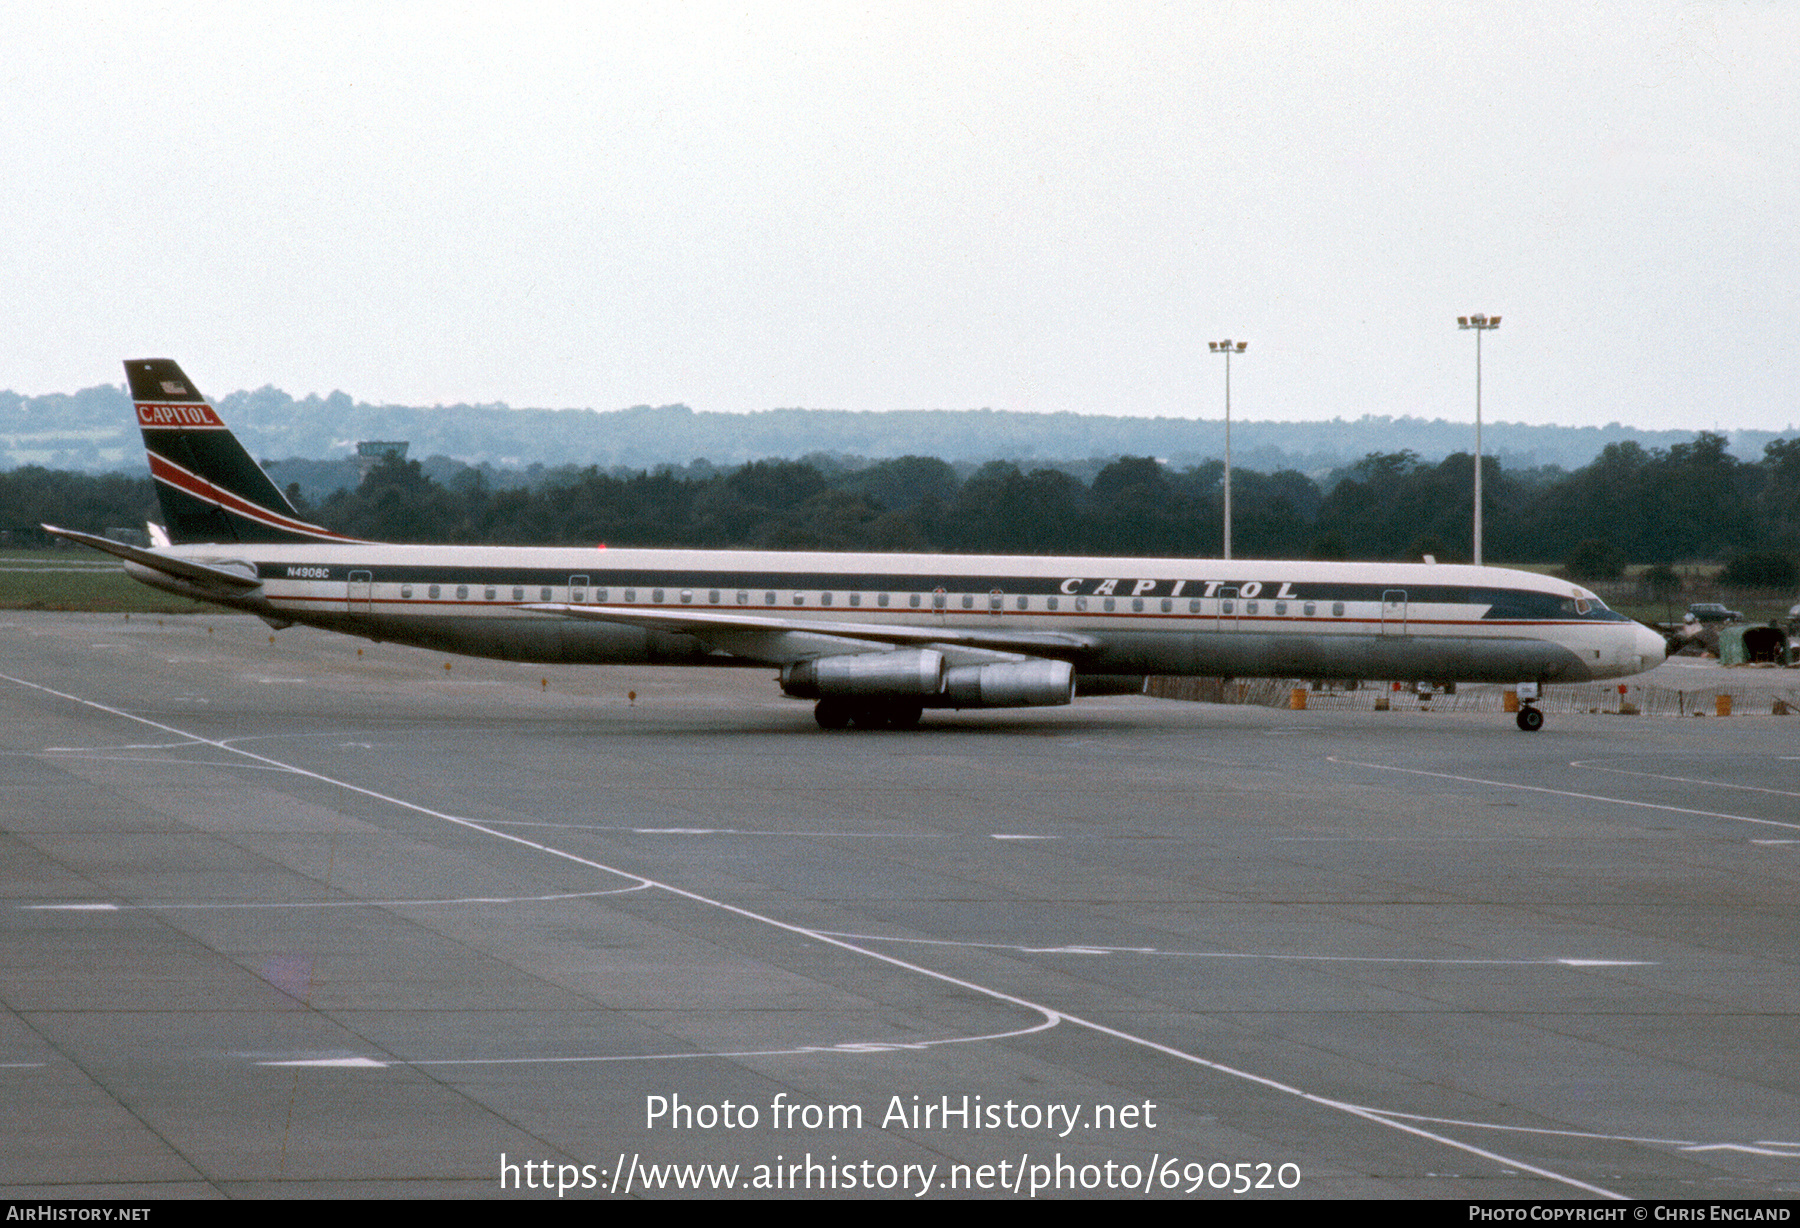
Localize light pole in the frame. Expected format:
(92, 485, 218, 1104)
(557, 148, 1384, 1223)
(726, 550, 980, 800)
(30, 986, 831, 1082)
(1456, 314, 1500, 566)
(1209, 339, 1246, 560)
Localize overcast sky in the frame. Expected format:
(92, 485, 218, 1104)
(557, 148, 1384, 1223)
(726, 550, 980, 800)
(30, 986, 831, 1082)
(5, 2, 1796, 434)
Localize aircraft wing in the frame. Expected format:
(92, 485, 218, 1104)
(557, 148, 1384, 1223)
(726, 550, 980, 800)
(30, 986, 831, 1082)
(42, 524, 262, 593)
(523, 603, 1100, 665)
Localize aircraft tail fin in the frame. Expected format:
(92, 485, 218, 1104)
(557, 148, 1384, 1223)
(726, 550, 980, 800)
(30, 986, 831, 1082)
(126, 359, 353, 545)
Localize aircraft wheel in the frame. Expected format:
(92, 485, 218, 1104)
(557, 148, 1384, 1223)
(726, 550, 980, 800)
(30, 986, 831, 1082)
(815, 699, 853, 730)
(886, 702, 923, 730)
(1516, 706, 1544, 732)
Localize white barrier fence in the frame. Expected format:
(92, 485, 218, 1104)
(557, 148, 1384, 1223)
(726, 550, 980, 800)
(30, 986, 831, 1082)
(1148, 676, 1799, 716)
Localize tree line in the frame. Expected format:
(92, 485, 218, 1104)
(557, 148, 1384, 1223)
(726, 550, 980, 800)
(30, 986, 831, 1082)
(9, 378, 1796, 475)
(5, 434, 1799, 584)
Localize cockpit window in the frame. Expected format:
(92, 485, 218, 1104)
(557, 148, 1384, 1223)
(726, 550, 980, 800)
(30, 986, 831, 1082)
(1477, 587, 1630, 621)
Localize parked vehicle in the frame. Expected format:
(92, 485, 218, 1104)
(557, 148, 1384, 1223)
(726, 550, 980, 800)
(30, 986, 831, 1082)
(1687, 602, 1743, 624)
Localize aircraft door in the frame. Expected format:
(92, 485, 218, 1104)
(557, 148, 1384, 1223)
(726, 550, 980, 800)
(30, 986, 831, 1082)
(348, 570, 373, 615)
(1381, 589, 1408, 635)
(1214, 586, 1240, 633)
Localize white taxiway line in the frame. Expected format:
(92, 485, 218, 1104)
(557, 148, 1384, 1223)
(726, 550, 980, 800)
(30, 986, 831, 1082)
(483, 820, 949, 838)
(1359, 1109, 1800, 1159)
(813, 931, 1653, 967)
(1327, 756, 1800, 834)
(23, 886, 650, 911)
(364, 1014, 1062, 1068)
(1569, 760, 1800, 801)
(5, 749, 295, 772)
(484, 821, 1066, 842)
(2, 671, 1625, 1200)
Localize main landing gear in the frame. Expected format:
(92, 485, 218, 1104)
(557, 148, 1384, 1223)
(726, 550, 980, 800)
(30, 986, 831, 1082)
(814, 698, 924, 730)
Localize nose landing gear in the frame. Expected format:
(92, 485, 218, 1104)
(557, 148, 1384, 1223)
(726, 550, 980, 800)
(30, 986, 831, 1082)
(1514, 681, 1543, 732)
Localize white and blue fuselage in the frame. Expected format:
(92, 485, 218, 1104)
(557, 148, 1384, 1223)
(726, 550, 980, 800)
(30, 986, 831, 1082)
(58, 359, 1664, 731)
(127, 541, 1666, 686)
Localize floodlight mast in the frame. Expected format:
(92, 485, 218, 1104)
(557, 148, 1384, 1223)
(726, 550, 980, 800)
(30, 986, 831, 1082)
(1456, 314, 1500, 566)
(1208, 339, 1247, 560)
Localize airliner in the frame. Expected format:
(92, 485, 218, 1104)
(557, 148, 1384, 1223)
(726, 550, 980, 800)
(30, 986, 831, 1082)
(47, 359, 1666, 731)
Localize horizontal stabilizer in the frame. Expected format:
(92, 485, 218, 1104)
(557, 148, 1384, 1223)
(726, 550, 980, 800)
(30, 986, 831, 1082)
(42, 525, 262, 592)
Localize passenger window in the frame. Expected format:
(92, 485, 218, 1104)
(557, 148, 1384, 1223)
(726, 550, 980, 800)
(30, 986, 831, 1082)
(1303, 601, 1315, 616)
(1161, 598, 1172, 613)
(1274, 601, 1286, 615)
(710, 590, 720, 604)
(1132, 598, 1143, 612)
(1047, 596, 1059, 611)
(653, 588, 664, 603)
(933, 592, 946, 610)
(681, 590, 693, 604)
(540, 587, 552, 602)
(822, 592, 833, 606)
(989, 592, 1003, 610)
(401, 585, 413, 599)
(737, 591, 748, 604)
(429, 584, 441, 599)
(1075, 596, 1088, 611)
(909, 593, 921, 608)
(962, 594, 974, 609)
(764, 591, 776, 605)
(1246, 601, 1258, 615)
(1188, 599, 1200, 613)
(878, 593, 890, 607)
(596, 588, 608, 602)
(625, 589, 637, 602)
(793, 593, 805, 605)
(571, 588, 585, 602)
(485, 587, 496, 600)
(1104, 597, 1116, 612)
(1332, 602, 1344, 616)
(1016, 595, 1029, 610)
(1221, 599, 1233, 614)
(850, 593, 861, 607)
(456, 585, 468, 600)
(512, 587, 524, 601)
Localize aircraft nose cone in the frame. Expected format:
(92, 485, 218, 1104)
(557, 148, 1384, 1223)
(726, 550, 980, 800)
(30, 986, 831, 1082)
(1634, 622, 1668, 673)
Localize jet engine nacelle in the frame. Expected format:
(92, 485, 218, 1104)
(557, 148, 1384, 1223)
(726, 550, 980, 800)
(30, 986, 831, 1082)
(781, 649, 946, 699)
(939, 659, 1074, 708)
